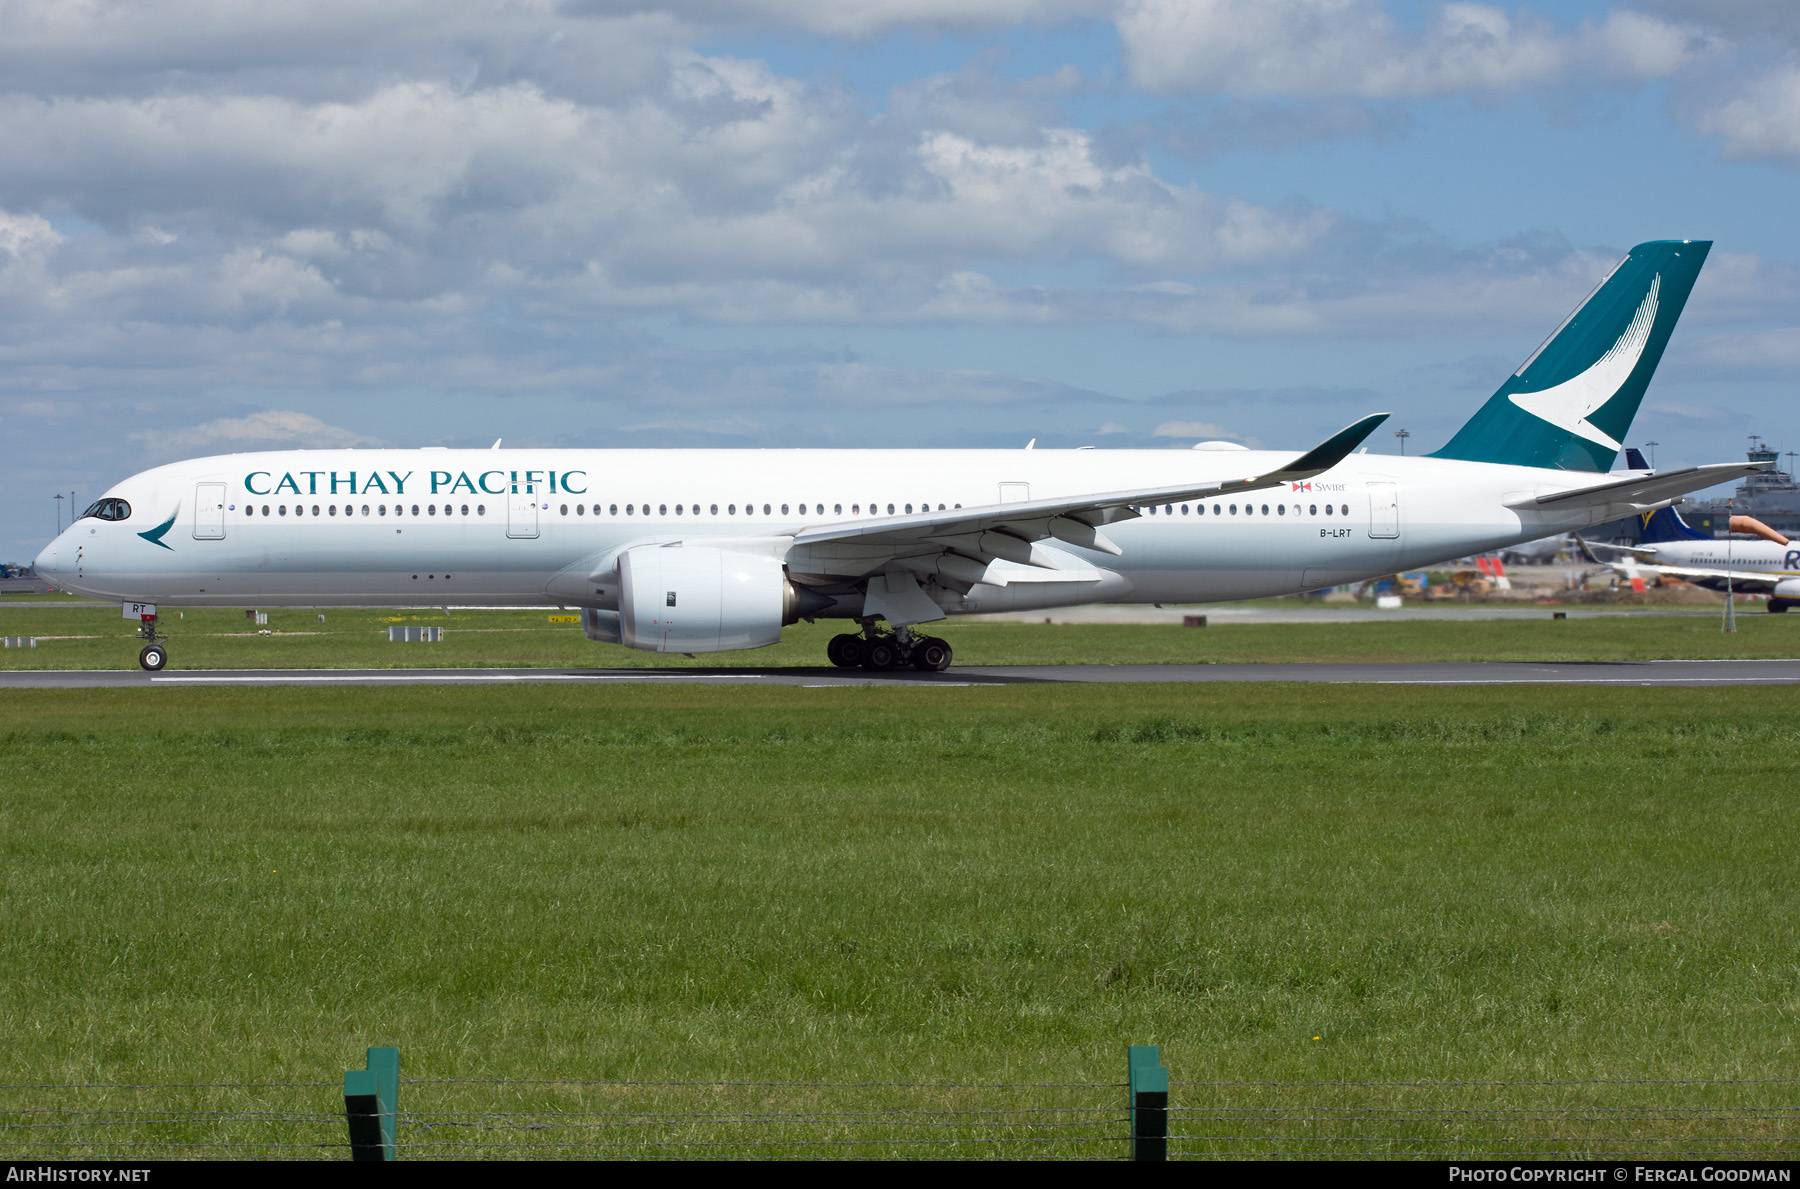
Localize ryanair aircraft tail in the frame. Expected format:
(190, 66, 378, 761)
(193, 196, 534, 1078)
(1637, 505, 1711, 543)
(1432, 240, 1710, 472)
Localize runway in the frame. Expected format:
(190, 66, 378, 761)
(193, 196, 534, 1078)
(3, 659, 1799, 688)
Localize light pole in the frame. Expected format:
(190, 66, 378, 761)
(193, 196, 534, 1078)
(54, 493, 64, 534)
(1394, 428, 1411, 455)
(1643, 440, 1658, 468)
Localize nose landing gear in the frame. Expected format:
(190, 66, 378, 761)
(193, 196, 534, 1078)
(134, 613, 168, 671)
(825, 625, 954, 672)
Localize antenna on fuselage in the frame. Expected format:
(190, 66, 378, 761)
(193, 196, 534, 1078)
(491, 438, 502, 449)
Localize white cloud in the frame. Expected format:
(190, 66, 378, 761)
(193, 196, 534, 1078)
(1115, 0, 1708, 98)
(131, 410, 387, 454)
(1691, 64, 1800, 159)
(0, 210, 62, 258)
(1152, 420, 1242, 439)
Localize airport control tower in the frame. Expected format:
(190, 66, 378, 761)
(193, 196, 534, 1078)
(1692, 435, 1800, 536)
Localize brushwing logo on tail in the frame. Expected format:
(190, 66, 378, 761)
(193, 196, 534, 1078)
(1506, 274, 1660, 452)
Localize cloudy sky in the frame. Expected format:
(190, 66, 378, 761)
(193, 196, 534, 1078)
(5, 0, 1800, 559)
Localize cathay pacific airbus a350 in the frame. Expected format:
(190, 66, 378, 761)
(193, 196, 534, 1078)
(35, 239, 1765, 672)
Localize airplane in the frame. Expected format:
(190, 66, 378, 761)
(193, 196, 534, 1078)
(34, 238, 1769, 673)
(1581, 505, 1800, 611)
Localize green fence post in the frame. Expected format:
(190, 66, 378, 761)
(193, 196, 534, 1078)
(344, 1045, 400, 1161)
(1128, 1044, 1168, 1161)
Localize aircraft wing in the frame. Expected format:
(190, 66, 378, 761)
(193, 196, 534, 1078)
(1575, 536, 1780, 592)
(1578, 538, 1660, 562)
(1511, 462, 1769, 513)
(783, 413, 1389, 583)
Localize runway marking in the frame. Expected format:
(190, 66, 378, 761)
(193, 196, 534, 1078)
(151, 673, 765, 683)
(1370, 678, 1800, 686)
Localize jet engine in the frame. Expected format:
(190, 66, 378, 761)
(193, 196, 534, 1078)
(618, 544, 807, 653)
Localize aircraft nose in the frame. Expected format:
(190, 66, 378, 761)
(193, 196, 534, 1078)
(34, 534, 69, 587)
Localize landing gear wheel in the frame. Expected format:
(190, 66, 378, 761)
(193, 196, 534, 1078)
(861, 638, 900, 671)
(911, 637, 953, 672)
(827, 633, 865, 667)
(1770, 599, 1791, 614)
(138, 644, 167, 672)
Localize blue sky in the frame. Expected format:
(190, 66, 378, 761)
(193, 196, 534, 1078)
(3, 0, 1799, 558)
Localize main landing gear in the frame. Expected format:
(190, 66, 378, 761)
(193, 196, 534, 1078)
(827, 625, 953, 672)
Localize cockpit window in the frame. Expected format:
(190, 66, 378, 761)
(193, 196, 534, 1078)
(80, 498, 132, 522)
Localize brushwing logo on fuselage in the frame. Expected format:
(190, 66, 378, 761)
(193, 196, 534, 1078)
(137, 506, 179, 551)
(1507, 274, 1660, 452)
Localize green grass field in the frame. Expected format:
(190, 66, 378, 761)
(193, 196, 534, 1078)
(2, 683, 1797, 1157)
(0, 598, 1797, 668)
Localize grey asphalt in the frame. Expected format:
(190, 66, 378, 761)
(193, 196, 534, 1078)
(2, 660, 1798, 687)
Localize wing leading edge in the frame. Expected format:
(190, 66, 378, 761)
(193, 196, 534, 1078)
(784, 413, 1392, 586)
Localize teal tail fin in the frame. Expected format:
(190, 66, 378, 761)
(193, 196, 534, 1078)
(1430, 239, 1710, 471)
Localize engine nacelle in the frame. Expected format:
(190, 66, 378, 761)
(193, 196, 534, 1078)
(618, 545, 789, 653)
(1773, 577, 1800, 600)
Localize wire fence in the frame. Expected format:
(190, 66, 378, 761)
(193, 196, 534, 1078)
(3, 1071, 1797, 1160)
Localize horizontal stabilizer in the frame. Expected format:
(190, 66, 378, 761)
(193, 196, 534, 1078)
(1513, 462, 1769, 513)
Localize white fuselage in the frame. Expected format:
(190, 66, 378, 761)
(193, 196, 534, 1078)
(1637, 538, 1800, 589)
(35, 447, 1645, 618)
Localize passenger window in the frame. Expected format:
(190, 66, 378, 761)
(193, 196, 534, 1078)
(659, 504, 667, 516)
(782, 504, 790, 515)
(710, 504, 718, 516)
(1261, 504, 1269, 515)
(727, 504, 735, 515)
(1310, 504, 1317, 516)
(675, 505, 683, 515)
(1228, 504, 1236, 514)
(887, 503, 895, 515)
(312, 505, 320, 516)
(1324, 504, 1332, 516)
(1341, 504, 1349, 515)
(477, 504, 486, 515)
(852, 504, 860, 514)
(1278, 504, 1285, 516)
(904, 504, 912, 514)
(279, 505, 288, 516)
(763, 504, 771, 515)
(626, 504, 634, 515)
(610, 504, 618, 515)
(461, 504, 469, 516)
(835, 504, 843, 514)
(429, 505, 437, 516)
(1181, 505, 1188, 515)
(329, 505, 337, 516)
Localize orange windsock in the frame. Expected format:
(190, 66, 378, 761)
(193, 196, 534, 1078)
(1730, 515, 1790, 546)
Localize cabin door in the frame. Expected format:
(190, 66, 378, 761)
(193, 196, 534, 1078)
(193, 483, 226, 540)
(507, 490, 540, 539)
(1367, 482, 1400, 539)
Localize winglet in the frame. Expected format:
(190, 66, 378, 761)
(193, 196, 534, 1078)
(1271, 414, 1390, 480)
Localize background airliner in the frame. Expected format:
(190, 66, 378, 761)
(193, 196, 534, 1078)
(36, 240, 1764, 672)
(1584, 506, 1800, 610)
